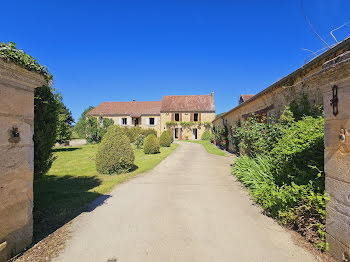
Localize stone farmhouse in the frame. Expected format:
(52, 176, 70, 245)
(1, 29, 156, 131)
(89, 93, 215, 140)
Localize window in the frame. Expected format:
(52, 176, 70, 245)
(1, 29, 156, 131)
(194, 113, 198, 122)
(149, 118, 155, 125)
(122, 118, 127, 125)
(175, 113, 180, 121)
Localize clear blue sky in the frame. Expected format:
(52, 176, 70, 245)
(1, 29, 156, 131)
(1, 0, 349, 121)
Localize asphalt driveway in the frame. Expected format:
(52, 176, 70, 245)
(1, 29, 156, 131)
(54, 142, 320, 262)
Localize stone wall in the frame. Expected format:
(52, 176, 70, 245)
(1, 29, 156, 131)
(321, 60, 350, 261)
(0, 59, 46, 261)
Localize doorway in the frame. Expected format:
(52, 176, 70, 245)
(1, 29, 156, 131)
(192, 128, 197, 140)
(175, 128, 179, 139)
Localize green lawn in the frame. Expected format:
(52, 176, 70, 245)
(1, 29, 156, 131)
(33, 143, 178, 242)
(183, 140, 227, 156)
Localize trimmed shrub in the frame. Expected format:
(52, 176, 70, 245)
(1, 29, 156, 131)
(165, 129, 174, 143)
(96, 126, 135, 174)
(201, 130, 214, 141)
(135, 134, 146, 149)
(141, 128, 157, 137)
(143, 134, 160, 154)
(159, 131, 171, 147)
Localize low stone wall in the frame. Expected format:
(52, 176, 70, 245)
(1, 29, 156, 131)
(0, 60, 45, 261)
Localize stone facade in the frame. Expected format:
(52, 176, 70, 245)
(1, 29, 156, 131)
(160, 112, 215, 140)
(0, 59, 46, 261)
(102, 115, 161, 136)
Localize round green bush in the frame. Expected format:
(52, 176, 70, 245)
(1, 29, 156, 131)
(143, 134, 160, 154)
(96, 126, 135, 174)
(134, 134, 146, 149)
(165, 129, 174, 143)
(159, 131, 171, 147)
(201, 130, 214, 141)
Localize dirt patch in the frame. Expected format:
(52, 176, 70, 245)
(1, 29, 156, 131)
(11, 221, 72, 262)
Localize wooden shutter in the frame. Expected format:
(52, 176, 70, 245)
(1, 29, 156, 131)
(179, 113, 182, 122)
(171, 113, 174, 121)
(190, 113, 193, 122)
(199, 113, 202, 121)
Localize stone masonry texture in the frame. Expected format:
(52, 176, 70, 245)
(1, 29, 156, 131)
(0, 59, 46, 261)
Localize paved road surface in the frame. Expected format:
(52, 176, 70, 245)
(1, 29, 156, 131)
(54, 142, 320, 262)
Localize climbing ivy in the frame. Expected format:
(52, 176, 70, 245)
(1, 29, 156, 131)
(0, 42, 52, 80)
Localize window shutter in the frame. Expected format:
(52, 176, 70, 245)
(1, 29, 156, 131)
(171, 113, 174, 121)
(154, 118, 158, 125)
(146, 118, 150, 126)
(199, 113, 202, 121)
(190, 113, 193, 122)
(179, 113, 182, 122)
(127, 117, 131, 126)
(118, 118, 122, 125)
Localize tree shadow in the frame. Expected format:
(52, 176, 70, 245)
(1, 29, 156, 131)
(129, 164, 139, 172)
(33, 174, 110, 243)
(53, 147, 82, 153)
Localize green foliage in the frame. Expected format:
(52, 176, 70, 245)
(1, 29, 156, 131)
(165, 129, 174, 143)
(34, 85, 60, 178)
(203, 121, 212, 129)
(141, 128, 158, 137)
(231, 108, 327, 251)
(212, 125, 228, 150)
(0, 42, 52, 80)
(56, 101, 74, 144)
(86, 116, 99, 143)
(201, 130, 214, 141)
(289, 94, 322, 121)
(143, 134, 160, 154)
(159, 131, 172, 147)
(166, 121, 178, 127)
(74, 106, 95, 138)
(134, 134, 146, 149)
(232, 155, 327, 251)
(96, 126, 135, 174)
(271, 115, 325, 189)
(97, 117, 114, 142)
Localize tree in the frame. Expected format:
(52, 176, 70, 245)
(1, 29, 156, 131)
(56, 102, 74, 144)
(34, 85, 60, 178)
(74, 106, 95, 138)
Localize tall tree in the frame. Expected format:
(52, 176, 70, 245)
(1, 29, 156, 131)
(34, 85, 60, 178)
(56, 102, 74, 144)
(74, 106, 94, 138)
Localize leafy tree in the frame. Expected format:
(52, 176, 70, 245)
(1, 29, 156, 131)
(74, 106, 95, 138)
(56, 102, 74, 144)
(34, 85, 60, 178)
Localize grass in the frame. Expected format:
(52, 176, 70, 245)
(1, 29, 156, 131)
(183, 140, 227, 156)
(33, 143, 178, 242)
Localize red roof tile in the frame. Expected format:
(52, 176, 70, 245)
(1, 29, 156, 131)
(240, 94, 255, 102)
(89, 101, 161, 116)
(160, 95, 215, 112)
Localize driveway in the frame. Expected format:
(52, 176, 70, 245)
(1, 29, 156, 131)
(54, 142, 320, 262)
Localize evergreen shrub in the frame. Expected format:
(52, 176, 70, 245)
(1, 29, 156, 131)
(159, 131, 171, 147)
(143, 134, 160, 154)
(96, 126, 135, 174)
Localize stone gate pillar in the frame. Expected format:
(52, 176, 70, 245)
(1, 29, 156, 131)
(0, 59, 45, 261)
(324, 78, 350, 261)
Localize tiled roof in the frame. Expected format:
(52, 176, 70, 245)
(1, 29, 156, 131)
(89, 101, 161, 116)
(160, 94, 215, 112)
(240, 94, 255, 102)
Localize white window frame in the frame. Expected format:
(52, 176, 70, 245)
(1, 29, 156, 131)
(122, 118, 127, 125)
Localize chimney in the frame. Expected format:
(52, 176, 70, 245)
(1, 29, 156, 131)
(132, 99, 136, 101)
(211, 91, 214, 98)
